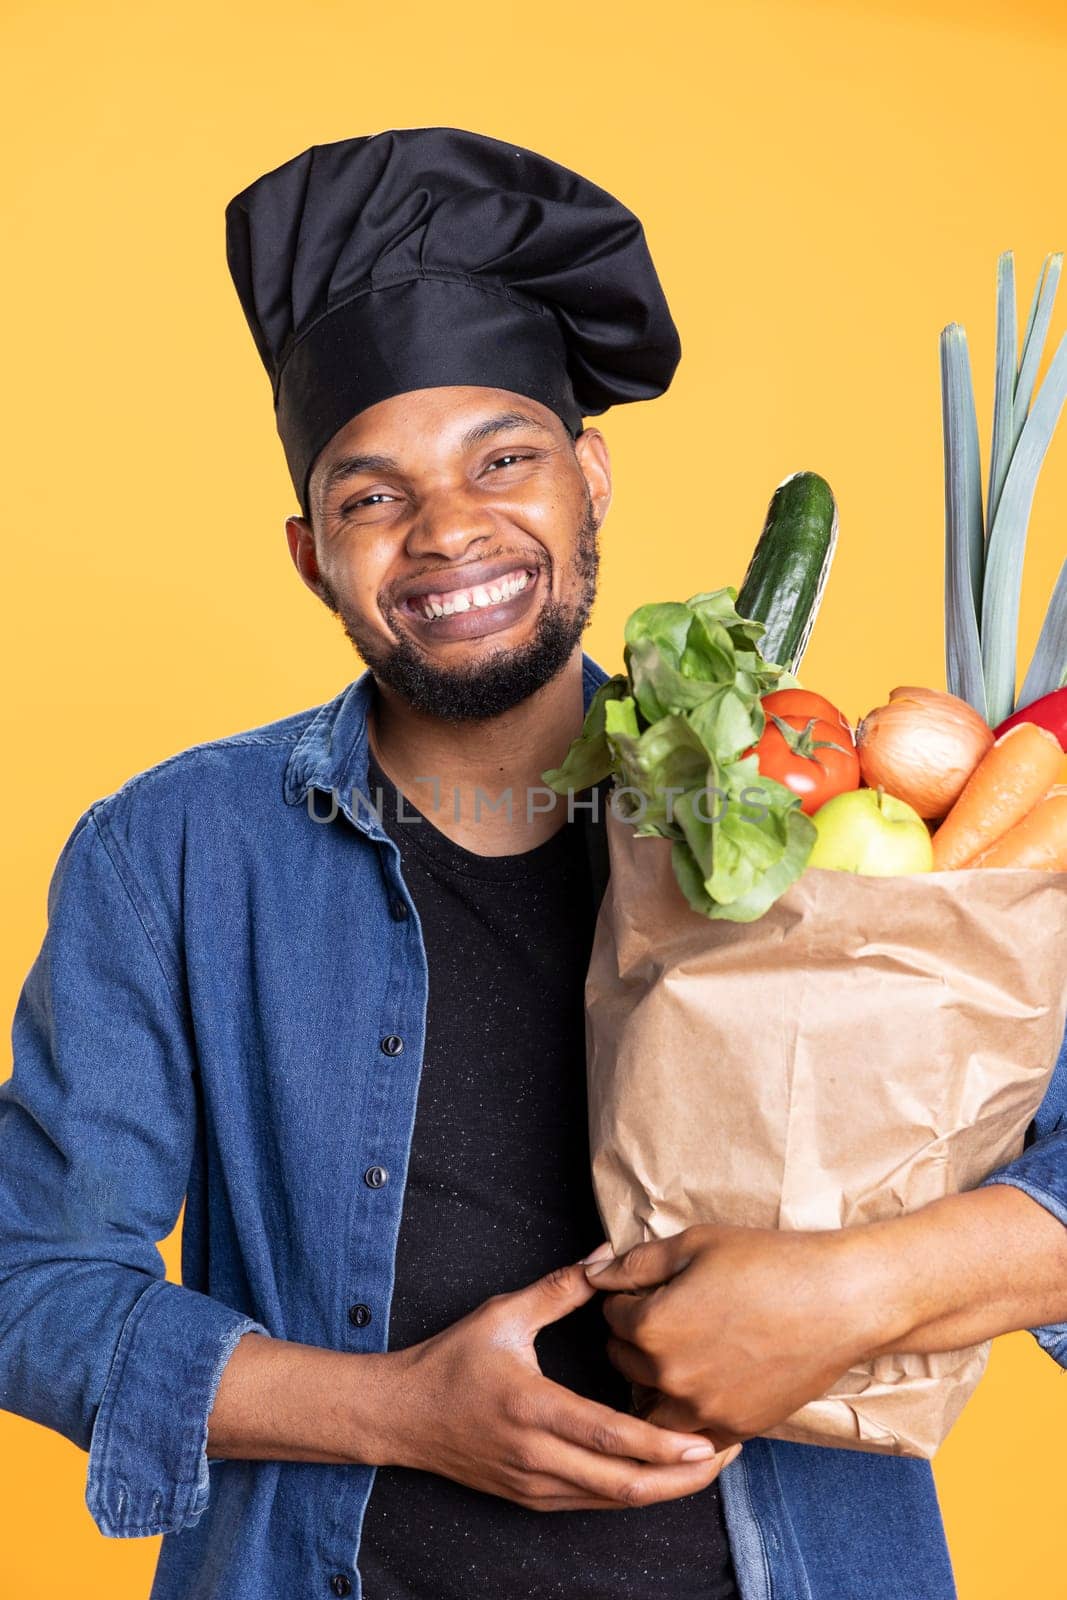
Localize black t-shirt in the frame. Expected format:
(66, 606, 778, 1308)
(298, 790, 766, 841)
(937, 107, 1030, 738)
(357, 744, 739, 1600)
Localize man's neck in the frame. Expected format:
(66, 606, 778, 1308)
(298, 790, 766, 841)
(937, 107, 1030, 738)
(366, 648, 589, 856)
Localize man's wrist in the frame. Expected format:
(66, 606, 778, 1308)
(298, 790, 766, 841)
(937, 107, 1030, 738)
(206, 1334, 409, 1466)
(346, 1347, 418, 1470)
(835, 1185, 1067, 1361)
(819, 1220, 915, 1364)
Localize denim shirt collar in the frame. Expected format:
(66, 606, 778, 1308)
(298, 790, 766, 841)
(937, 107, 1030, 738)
(282, 649, 612, 838)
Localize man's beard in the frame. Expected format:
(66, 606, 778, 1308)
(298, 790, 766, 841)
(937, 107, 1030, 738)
(317, 492, 601, 722)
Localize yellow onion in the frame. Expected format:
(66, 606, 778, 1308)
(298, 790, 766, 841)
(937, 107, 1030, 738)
(855, 686, 994, 819)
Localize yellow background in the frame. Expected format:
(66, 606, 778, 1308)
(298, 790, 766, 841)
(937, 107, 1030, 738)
(2, 0, 1066, 1595)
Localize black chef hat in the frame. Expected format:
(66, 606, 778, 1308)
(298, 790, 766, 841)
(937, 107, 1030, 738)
(225, 126, 681, 519)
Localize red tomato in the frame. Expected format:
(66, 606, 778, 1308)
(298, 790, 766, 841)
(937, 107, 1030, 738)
(745, 708, 860, 815)
(760, 688, 853, 736)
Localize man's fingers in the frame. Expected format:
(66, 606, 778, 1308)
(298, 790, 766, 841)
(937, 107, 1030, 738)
(600, 1288, 659, 1343)
(605, 1333, 660, 1388)
(504, 1261, 598, 1337)
(547, 1389, 720, 1465)
(583, 1234, 690, 1292)
(644, 1394, 744, 1450)
(533, 1435, 738, 1511)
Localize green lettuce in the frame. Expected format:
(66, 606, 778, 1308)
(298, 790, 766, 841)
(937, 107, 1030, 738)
(543, 587, 816, 923)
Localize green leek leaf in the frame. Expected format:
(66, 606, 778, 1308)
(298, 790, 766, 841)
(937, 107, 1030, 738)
(987, 253, 1017, 537)
(1018, 254, 1046, 365)
(981, 332, 1067, 726)
(1017, 556, 1067, 709)
(1014, 253, 1063, 435)
(940, 326, 987, 716)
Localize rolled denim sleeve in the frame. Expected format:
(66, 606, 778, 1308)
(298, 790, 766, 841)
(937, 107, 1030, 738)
(0, 802, 271, 1538)
(981, 1017, 1067, 1366)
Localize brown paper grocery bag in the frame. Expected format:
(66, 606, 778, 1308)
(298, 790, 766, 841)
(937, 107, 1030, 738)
(585, 801, 1067, 1457)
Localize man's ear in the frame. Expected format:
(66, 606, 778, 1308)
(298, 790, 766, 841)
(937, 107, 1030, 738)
(285, 515, 333, 607)
(574, 428, 612, 526)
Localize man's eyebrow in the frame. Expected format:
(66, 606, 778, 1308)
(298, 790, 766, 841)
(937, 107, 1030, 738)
(459, 410, 555, 451)
(319, 411, 556, 503)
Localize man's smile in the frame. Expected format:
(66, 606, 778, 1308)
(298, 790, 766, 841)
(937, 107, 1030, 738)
(396, 561, 543, 644)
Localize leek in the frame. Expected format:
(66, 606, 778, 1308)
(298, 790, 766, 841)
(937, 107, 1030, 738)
(941, 252, 1067, 722)
(982, 332, 1067, 724)
(940, 326, 986, 717)
(1018, 557, 1067, 708)
(986, 253, 1016, 538)
(1014, 253, 1062, 433)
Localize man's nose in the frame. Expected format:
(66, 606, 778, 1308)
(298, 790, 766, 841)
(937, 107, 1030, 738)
(403, 487, 498, 560)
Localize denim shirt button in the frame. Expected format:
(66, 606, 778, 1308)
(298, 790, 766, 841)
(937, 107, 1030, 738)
(390, 899, 409, 920)
(330, 1576, 353, 1597)
(347, 1303, 372, 1328)
(380, 1034, 404, 1056)
(364, 1165, 389, 1189)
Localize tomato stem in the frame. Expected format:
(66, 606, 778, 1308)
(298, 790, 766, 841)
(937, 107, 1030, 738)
(767, 713, 852, 763)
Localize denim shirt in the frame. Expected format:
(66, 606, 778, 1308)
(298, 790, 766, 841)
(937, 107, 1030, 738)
(3, 651, 1066, 1600)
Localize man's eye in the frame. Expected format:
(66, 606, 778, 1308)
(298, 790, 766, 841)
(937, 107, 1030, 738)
(341, 492, 395, 514)
(485, 454, 532, 471)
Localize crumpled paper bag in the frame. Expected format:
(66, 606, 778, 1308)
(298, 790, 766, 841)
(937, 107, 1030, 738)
(585, 802, 1067, 1457)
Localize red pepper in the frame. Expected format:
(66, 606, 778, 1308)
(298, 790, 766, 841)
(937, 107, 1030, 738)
(994, 686, 1067, 752)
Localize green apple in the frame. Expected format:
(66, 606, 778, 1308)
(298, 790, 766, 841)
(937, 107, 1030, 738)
(807, 787, 934, 875)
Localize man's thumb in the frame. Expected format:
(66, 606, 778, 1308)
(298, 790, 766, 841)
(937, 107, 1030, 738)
(513, 1261, 598, 1334)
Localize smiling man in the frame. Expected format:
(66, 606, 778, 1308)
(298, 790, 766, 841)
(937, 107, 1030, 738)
(0, 128, 741, 1600)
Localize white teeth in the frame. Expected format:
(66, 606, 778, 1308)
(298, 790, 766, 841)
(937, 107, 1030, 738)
(416, 568, 532, 619)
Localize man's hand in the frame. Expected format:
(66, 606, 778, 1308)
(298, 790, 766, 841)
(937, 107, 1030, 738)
(385, 1258, 740, 1510)
(584, 1224, 885, 1442)
(586, 1187, 1067, 1443)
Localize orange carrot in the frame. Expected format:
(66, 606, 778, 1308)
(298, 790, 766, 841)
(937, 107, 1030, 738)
(970, 786, 1067, 869)
(931, 721, 1065, 869)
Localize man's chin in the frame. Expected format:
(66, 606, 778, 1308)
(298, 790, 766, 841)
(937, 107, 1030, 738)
(358, 610, 584, 722)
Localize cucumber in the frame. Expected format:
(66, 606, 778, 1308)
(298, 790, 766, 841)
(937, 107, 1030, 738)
(735, 470, 838, 673)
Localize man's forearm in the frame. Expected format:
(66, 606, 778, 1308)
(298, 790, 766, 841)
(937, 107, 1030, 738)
(206, 1332, 397, 1464)
(860, 1183, 1067, 1357)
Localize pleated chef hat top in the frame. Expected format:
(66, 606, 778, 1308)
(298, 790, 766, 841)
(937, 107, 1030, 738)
(225, 126, 682, 518)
